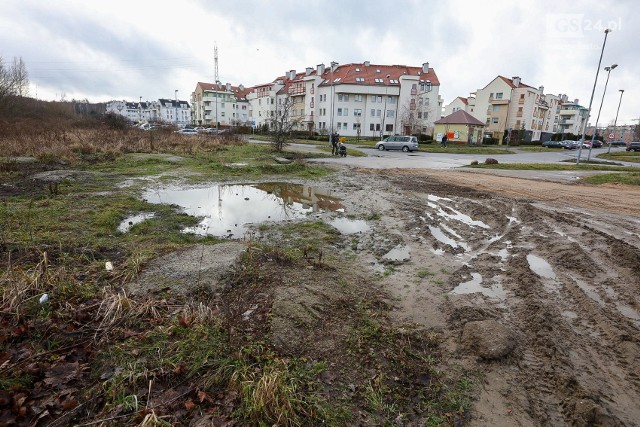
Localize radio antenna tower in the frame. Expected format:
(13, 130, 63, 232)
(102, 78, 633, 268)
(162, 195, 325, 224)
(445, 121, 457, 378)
(214, 43, 219, 84)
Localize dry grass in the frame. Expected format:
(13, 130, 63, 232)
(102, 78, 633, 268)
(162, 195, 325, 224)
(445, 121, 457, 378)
(0, 120, 245, 161)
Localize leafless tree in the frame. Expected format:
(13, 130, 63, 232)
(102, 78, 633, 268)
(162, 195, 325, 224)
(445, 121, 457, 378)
(268, 95, 302, 152)
(0, 56, 29, 113)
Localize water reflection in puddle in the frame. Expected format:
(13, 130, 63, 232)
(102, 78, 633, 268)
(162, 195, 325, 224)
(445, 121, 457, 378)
(329, 218, 370, 234)
(142, 183, 343, 237)
(527, 254, 556, 280)
(428, 226, 470, 251)
(450, 273, 506, 299)
(118, 213, 155, 232)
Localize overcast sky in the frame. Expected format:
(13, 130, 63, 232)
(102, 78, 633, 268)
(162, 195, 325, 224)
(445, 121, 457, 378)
(2, 0, 638, 126)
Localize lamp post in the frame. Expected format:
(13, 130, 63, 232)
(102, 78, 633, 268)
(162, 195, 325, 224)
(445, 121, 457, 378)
(587, 64, 617, 161)
(577, 29, 611, 165)
(174, 89, 178, 126)
(381, 74, 390, 139)
(608, 89, 624, 154)
(329, 61, 338, 142)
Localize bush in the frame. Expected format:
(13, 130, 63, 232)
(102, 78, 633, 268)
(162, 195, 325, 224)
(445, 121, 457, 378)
(483, 137, 498, 145)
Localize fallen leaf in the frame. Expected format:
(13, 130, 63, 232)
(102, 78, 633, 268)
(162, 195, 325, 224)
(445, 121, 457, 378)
(43, 362, 81, 387)
(184, 398, 195, 411)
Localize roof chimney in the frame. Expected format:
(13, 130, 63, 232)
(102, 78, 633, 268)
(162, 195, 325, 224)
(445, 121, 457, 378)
(239, 84, 245, 91)
(512, 76, 521, 87)
(364, 61, 370, 67)
(289, 70, 296, 80)
(317, 63, 325, 75)
(422, 62, 429, 73)
(574, 98, 579, 104)
(305, 67, 313, 76)
(538, 85, 544, 94)
(226, 83, 231, 91)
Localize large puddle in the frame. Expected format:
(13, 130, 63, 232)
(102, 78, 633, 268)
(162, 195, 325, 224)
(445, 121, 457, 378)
(142, 182, 343, 237)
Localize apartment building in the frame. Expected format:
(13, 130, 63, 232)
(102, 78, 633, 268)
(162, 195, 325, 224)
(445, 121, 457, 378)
(443, 96, 475, 117)
(556, 96, 588, 135)
(245, 61, 441, 138)
(466, 76, 562, 142)
(106, 100, 151, 123)
(106, 99, 192, 125)
(158, 99, 191, 126)
(191, 82, 251, 127)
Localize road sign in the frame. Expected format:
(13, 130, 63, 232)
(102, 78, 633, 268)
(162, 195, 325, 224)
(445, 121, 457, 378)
(608, 133, 615, 139)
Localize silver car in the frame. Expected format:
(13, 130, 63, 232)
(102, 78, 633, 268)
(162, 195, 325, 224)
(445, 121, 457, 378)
(375, 135, 419, 152)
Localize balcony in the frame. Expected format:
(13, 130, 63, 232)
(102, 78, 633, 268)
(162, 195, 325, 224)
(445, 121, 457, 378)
(489, 97, 509, 105)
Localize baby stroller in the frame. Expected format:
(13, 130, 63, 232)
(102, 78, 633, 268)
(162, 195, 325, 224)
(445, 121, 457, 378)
(338, 143, 347, 157)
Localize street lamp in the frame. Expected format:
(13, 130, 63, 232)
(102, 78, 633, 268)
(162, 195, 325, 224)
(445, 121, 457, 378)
(577, 29, 612, 165)
(608, 89, 624, 154)
(329, 61, 338, 142)
(175, 89, 178, 126)
(587, 64, 617, 161)
(381, 74, 390, 139)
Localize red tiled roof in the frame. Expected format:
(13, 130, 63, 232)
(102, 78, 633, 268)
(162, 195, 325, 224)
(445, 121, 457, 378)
(497, 76, 535, 89)
(434, 110, 485, 126)
(317, 63, 439, 88)
(196, 82, 251, 100)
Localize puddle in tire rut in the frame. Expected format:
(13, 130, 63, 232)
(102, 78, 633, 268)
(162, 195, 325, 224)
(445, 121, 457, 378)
(142, 182, 344, 237)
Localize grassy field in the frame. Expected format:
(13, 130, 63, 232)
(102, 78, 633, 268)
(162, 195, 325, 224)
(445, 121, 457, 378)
(1, 124, 476, 426)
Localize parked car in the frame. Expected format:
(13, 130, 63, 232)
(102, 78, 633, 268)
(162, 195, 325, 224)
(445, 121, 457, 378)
(175, 128, 199, 135)
(375, 135, 419, 152)
(561, 140, 580, 150)
(542, 140, 565, 148)
(610, 140, 626, 147)
(626, 142, 640, 152)
(591, 140, 603, 148)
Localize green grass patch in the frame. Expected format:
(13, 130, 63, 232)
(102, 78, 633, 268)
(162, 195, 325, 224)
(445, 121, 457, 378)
(599, 150, 640, 163)
(467, 162, 639, 172)
(582, 172, 640, 186)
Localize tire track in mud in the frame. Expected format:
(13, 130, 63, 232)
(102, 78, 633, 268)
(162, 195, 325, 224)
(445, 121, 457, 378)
(350, 171, 640, 426)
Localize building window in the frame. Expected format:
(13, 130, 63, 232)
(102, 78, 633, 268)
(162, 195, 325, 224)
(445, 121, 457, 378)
(370, 109, 376, 116)
(354, 94, 363, 102)
(492, 117, 498, 124)
(354, 109, 362, 116)
(343, 108, 348, 116)
(418, 112, 422, 119)
(337, 108, 343, 116)
(370, 123, 375, 131)
(356, 77, 365, 82)
(353, 123, 361, 130)
(494, 105, 501, 112)
(377, 109, 381, 117)
(386, 124, 393, 132)
(371, 95, 377, 103)
(337, 123, 342, 130)
(495, 92, 503, 99)
(388, 96, 395, 104)
(386, 110, 394, 118)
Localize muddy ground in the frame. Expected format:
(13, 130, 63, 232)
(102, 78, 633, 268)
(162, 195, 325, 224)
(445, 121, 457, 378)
(4, 156, 640, 425)
(325, 167, 640, 426)
(124, 162, 640, 426)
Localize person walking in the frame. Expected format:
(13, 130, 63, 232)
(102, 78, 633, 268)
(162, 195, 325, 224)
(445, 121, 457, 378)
(331, 132, 339, 155)
(441, 134, 448, 148)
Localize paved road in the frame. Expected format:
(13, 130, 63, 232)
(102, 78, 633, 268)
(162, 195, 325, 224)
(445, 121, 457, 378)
(248, 138, 638, 182)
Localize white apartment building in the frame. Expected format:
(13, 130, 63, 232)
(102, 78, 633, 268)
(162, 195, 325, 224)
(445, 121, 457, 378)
(105, 100, 150, 123)
(158, 99, 192, 126)
(556, 96, 588, 135)
(443, 96, 473, 117)
(191, 82, 251, 127)
(245, 61, 441, 138)
(106, 99, 191, 125)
